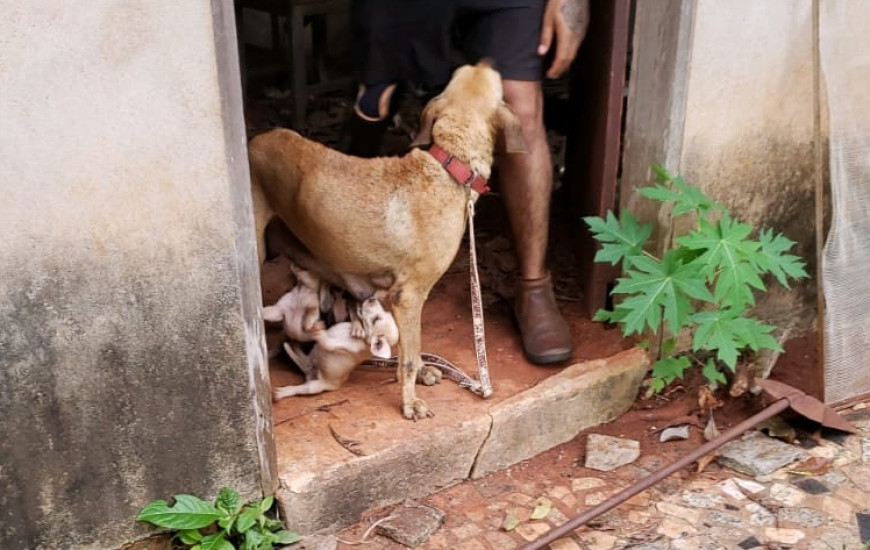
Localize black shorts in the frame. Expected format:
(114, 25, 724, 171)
(352, 0, 546, 88)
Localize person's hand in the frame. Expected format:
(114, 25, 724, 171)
(538, 0, 590, 79)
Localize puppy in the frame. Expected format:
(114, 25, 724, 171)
(273, 298, 399, 399)
(261, 262, 326, 343)
(249, 61, 527, 419)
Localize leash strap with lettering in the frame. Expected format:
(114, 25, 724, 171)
(466, 198, 493, 397)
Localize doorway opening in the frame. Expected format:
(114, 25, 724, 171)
(233, 0, 636, 530)
(233, 0, 634, 392)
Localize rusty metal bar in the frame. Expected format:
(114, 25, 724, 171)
(517, 398, 792, 550)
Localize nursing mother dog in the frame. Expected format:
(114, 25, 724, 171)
(248, 61, 527, 420)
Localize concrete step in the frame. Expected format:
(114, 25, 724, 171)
(273, 347, 649, 534)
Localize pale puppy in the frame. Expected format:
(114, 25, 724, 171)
(273, 298, 399, 399)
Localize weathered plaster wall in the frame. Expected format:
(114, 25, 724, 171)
(0, 2, 275, 549)
(622, 0, 818, 336)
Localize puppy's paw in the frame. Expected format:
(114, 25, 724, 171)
(403, 398, 434, 421)
(350, 320, 365, 339)
(417, 366, 443, 386)
(273, 386, 294, 401)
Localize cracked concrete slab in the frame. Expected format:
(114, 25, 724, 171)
(472, 350, 649, 477)
(273, 348, 648, 534)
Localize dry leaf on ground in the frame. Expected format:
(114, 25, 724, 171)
(529, 498, 552, 520)
(698, 386, 724, 410)
(787, 456, 833, 476)
(501, 510, 521, 531)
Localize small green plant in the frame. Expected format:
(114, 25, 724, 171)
(137, 487, 300, 550)
(584, 165, 808, 392)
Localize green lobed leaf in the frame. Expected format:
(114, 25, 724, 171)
(670, 176, 725, 215)
(690, 309, 749, 369)
(660, 338, 677, 357)
(728, 316, 782, 353)
(137, 495, 222, 530)
(592, 307, 626, 324)
(702, 358, 727, 386)
(638, 171, 724, 217)
(651, 356, 692, 386)
(637, 183, 685, 205)
(615, 293, 664, 336)
(584, 211, 652, 267)
(755, 229, 809, 287)
(611, 252, 708, 336)
(651, 163, 672, 183)
(678, 214, 765, 309)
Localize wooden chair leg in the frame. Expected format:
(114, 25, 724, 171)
(290, 6, 307, 128)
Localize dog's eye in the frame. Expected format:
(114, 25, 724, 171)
(373, 315, 381, 324)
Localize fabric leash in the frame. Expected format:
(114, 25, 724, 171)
(466, 198, 493, 397)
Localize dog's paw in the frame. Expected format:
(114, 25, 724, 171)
(309, 320, 327, 336)
(417, 366, 443, 386)
(272, 387, 292, 401)
(403, 398, 434, 421)
(350, 320, 365, 339)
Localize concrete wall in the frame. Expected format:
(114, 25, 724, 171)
(622, 0, 819, 336)
(0, 2, 276, 549)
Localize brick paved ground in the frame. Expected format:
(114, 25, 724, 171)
(327, 403, 870, 550)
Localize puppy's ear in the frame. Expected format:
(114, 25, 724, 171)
(495, 102, 528, 154)
(331, 292, 349, 323)
(262, 305, 284, 323)
(411, 95, 446, 148)
(370, 336, 392, 359)
(318, 285, 334, 314)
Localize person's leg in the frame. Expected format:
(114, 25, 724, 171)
(499, 80, 549, 281)
(500, 79, 572, 364)
(458, 1, 572, 363)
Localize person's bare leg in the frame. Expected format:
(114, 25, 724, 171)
(500, 80, 550, 279)
(500, 79, 572, 364)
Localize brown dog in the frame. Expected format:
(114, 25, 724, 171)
(248, 61, 527, 419)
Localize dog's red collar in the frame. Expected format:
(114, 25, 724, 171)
(428, 144, 490, 195)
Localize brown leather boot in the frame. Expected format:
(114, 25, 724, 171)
(514, 274, 573, 365)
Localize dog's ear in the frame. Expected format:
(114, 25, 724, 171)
(495, 102, 528, 154)
(318, 285, 334, 314)
(411, 95, 446, 148)
(262, 305, 284, 323)
(370, 336, 392, 359)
